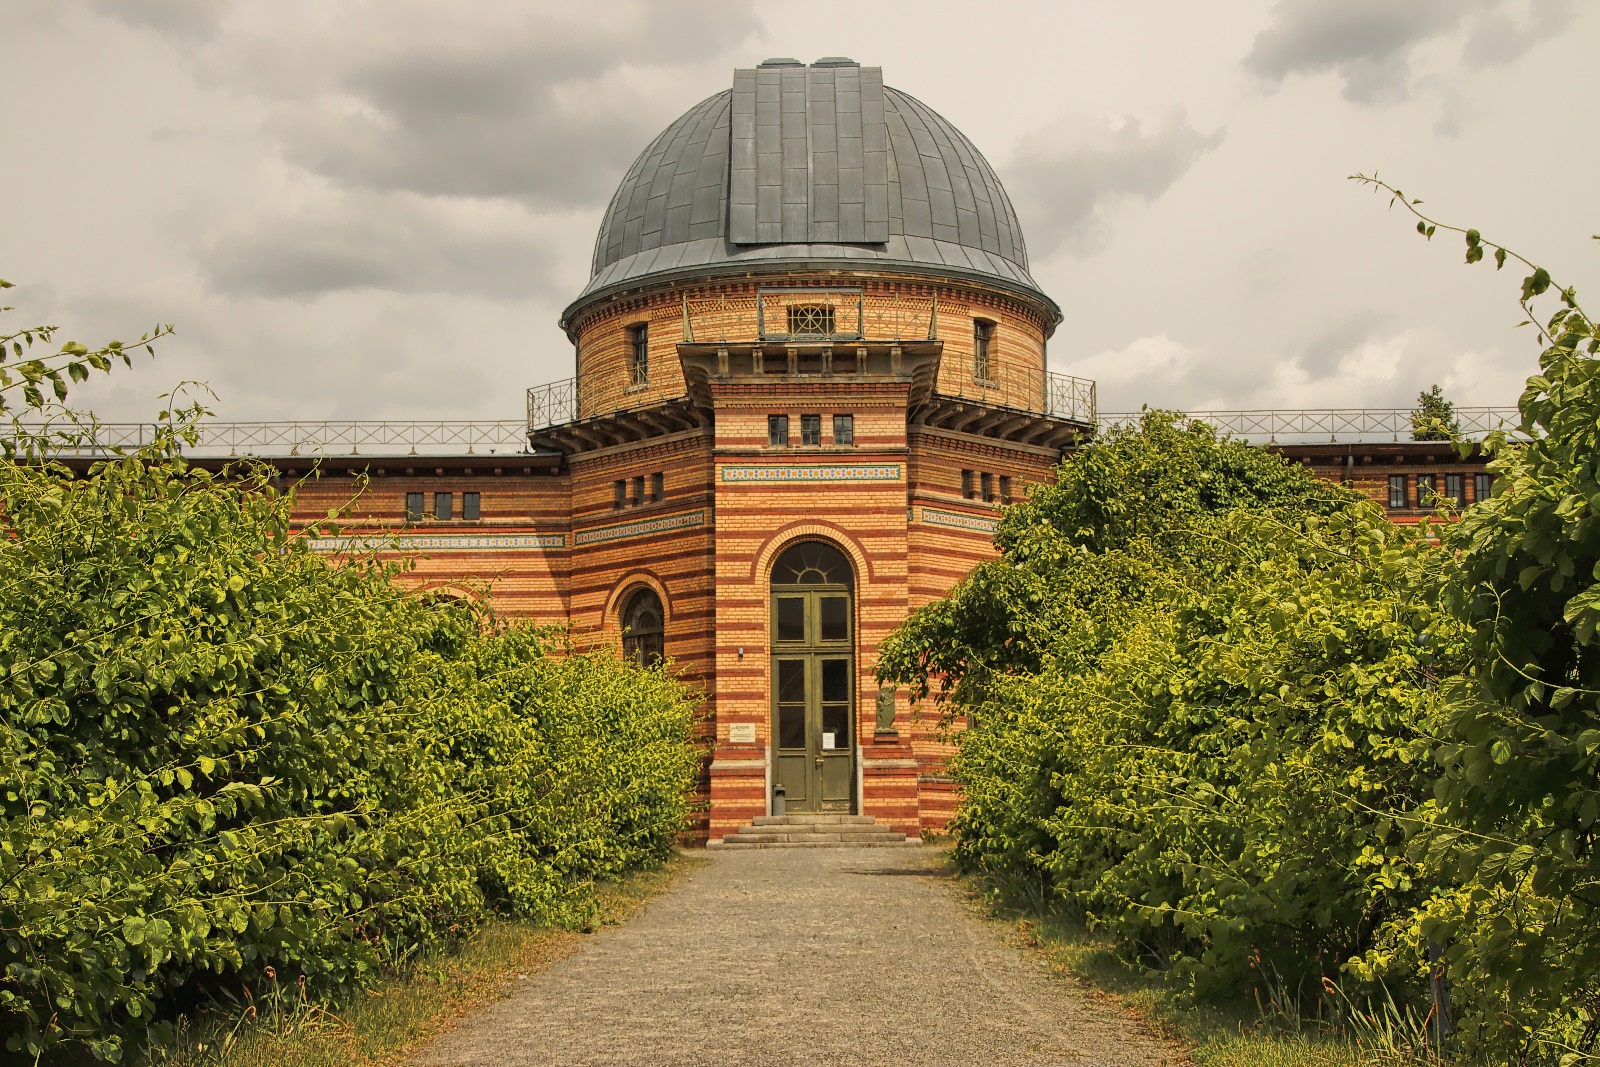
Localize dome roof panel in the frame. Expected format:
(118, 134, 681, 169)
(568, 65, 1057, 324)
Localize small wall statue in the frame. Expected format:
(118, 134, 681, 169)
(875, 685, 897, 734)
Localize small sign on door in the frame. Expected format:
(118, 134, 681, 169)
(728, 723, 756, 743)
(822, 732, 837, 750)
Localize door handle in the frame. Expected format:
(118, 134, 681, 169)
(814, 756, 825, 767)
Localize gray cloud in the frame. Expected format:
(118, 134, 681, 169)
(198, 192, 568, 301)
(1463, 0, 1576, 65)
(1003, 110, 1225, 260)
(1243, 0, 1570, 105)
(242, 3, 761, 209)
(85, 0, 227, 41)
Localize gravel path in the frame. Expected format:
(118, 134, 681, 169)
(414, 846, 1175, 1067)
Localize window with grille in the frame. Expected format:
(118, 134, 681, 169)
(981, 472, 995, 502)
(1474, 472, 1493, 502)
(406, 492, 424, 523)
(628, 324, 648, 385)
(632, 475, 645, 506)
(833, 414, 854, 445)
(801, 414, 821, 446)
(434, 492, 452, 521)
(999, 475, 1012, 504)
(962, 469, 976, 499)
(1416, 473, 1438, 507)
(613, 479, 626, 510)
(973, 319, 995, 381)
(769, 414, 789, 446)
(462, 492, 480, 520)
(650, 472, 664, 503)
(1445, 473, 1464, 507)
(787, 304, 834, 336)
(1387, 475, 1407, 510)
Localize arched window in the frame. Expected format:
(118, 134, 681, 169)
(771, 541, 853, 589)
(621, 588, 664, 667)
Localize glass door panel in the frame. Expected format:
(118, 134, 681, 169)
(774, 657, 809, 807)
(819, 657, 852, 807)
(818, 596, 850, 642)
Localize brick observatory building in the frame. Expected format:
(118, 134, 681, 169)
(273, 58, 1493, 844)
(282, 57, 1093, 844)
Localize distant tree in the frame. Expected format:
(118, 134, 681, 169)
(1410, 383, 1460, 440)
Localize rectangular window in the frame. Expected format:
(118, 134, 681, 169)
(462, 491, 480, 520)
(650, 472, 664, 503)
(787, 304, 835, 336)
(632, 475, 645, 506)
(768, 414, 789, 446)
(999, 475, 1012, 504)
(1445, 473, 1465, 507)
(973, 319, 994, 381)
(1387, 474, 1407, 510)
(833, 414, 854, 445)
(613, 479, 626, 510)
(801, 414, 822, 446)
(406, 492, 424, 523)
(962, 469, 976, 499)
(628, 324, 648, 385)
(1474, 472, 1493, 502)
(980, 472, 995, 502)
(434, 492, 453, 521)
(1416, 473, 1438, 507)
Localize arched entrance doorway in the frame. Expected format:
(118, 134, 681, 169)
(770, 540, 855, 813)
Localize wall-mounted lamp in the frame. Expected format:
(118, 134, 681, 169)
(737, 647, 744, 659)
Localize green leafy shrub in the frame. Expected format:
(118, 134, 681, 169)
(0, 439, 698, 1062)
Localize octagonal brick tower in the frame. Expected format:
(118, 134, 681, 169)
(531, 57, 1094, 843)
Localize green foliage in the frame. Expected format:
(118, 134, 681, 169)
(877, 411, 1351, 704)
(1410, 384, 1460, 442)
(904, 418, 1447, 998)
(1346, 178, 1600, 1060)
(890, 182, 1600, 1063)
(0, 430, 698, 1062)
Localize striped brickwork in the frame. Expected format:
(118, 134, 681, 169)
(285, 461, 572, 621)
(706, 377, 921, 839)
(567, 275, 1052, 414)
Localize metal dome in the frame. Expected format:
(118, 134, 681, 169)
(565, 61, 1056, 324)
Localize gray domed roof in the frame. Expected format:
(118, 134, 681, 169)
(565, 61, 1055, 324)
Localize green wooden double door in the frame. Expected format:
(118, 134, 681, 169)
(771, 586, 854, 813)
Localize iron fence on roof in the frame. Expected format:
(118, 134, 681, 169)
(525, 377, 580, 431)
(41, 420, 533, 457)
(1095, 407, 1525, 443)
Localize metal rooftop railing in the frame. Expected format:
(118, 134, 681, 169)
(31, 405, 1523, 458)
(1096, 407, 1524, 443)
(43, 420, 533, 457)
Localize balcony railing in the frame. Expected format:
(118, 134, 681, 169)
(1096, 407, 1524, 443)
(526, 377, 579, 430)
(41, 420, 532, 457)
(929, 361, 1096, 424)
(683, 288, 937, 345)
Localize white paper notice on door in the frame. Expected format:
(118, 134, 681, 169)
(822, 732, 837, 750)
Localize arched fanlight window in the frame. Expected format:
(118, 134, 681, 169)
(771, 541, 853, 589)
(621, 588, 665, 667)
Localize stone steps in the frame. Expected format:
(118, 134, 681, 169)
(709, 813, 918, 849)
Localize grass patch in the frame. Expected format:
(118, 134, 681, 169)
(951, 866, 1373, 1067)
(149, 852, 706, 1067)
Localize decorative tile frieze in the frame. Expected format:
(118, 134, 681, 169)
(919, 507, 999, 534)
(574, 509, 707, 546)
(307, 533, 567, 552)
(720, 463, 902, 483)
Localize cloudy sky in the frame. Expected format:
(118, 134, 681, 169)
(2, 0, 1593, 422)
